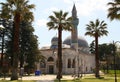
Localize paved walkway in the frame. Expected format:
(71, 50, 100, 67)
(0, 74, 74, 82)
(0, 74, 98, 82)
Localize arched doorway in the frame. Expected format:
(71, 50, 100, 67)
(47, 57, 54, 74)
(49, 65, 54, 74)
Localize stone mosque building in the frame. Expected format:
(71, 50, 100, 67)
(37, 4, 95, 75)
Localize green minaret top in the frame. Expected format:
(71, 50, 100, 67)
(72, 4, 77, 18)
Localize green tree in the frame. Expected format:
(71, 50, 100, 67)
(24, 34, 39, 75)
(5, 20, 40, 75)
(0, 19, 11, 75)
(89, 40, 95, 54)
(85, 19, 108, 78)
(98, 43, 114, 73)
(19, 21, 40, 71)
(107, 0, 120, 20)
(20, 21, 39, 75)
(107, 0, 120, 70)
(47, 10, 72, 80)
(0, 0, 35, 80)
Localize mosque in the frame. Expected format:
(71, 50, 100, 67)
(37, 4, 95, 75)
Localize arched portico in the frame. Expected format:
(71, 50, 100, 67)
(47, 57, 54, 74)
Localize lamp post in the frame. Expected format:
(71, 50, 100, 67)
(112, 41, 120, 82)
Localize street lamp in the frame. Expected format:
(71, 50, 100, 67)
(112, 41, 120, 82)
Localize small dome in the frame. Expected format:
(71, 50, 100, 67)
(51, 36, 58, 49)
(51, 36, 58, 42)
(63, 36, 88, 48)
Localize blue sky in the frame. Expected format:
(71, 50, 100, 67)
(1, 0, 120, 48)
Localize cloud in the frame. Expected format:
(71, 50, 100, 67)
(63, 0, 72, 4)
(43, 7, 59, 15)
(63, 0, 109, 16)
(63, 0, 79, 4)
(36, 19, 47, 27)
(48, 7, 59, 12)
(77, 0, 109, 16)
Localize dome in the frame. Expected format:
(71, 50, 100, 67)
(51, 36, 58, 49)
(63, 36, 89, 48)
(51, 36, 58, 42)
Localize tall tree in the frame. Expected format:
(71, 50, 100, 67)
(0, 0, 35, 80)
(5, 20, 40, 76)
(0, 19, 10, 75)
(107, 0, 120, 21)
(85, 19, 108, 78)
(19, 21, 39, 75)
(98, 43, 115, 73)
(47, 10, 72, 81)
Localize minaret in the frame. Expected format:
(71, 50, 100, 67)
(71, 4, 79, 50)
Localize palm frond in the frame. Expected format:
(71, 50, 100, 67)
(85, 19, 108, 38)
(53, 11, 60, 20)
(59, 10, 63, 18)
(63, 12, 68, 19)
(107, 0, 120, 20)
(47, 10, 73, 31)
(95, 19, 100, 27)
(49, 15, 58, 22)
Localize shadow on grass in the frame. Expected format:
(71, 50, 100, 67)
(55, 79, 81, 82)
(0, 80, 36, 82)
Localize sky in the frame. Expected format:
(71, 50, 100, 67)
(0, 0, 120, 48)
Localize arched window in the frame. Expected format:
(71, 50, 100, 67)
(47, 57, 54, 62)
(40, 59, 46, 68)
(68, 59, 71, 68)
(72, 59, 75, 68)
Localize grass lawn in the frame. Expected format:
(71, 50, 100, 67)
(0, 80, 36, 82)
(55, 74, 120, 82)
(55, 78, 120, 82)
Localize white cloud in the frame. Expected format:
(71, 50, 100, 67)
(63, 0, 72, 4)
(63, 0, 79, 4)
(76, 0, 109, 16)
(63, 0, 109, 16)
(36, 19, 47, 27)
(44, 7, 59, 15)
(48, 7, 59, 12)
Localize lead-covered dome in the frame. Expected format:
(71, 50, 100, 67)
(63, 36, 88, 48)
(51, 36, 58, 42)
(51, 36, 58, 49)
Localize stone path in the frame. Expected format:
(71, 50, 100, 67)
(0, 74, 83, 81)
(36, 80, 54, 82)
(0, 75, 56, 81)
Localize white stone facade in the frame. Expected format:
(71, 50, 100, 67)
(37, 48, 95, 75)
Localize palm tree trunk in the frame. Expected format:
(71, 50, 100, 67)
(56, 25, 62, 80)
(11, 12, 20, 80)
(95, 34, 100, 78)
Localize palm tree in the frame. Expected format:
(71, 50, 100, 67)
(85, 19, 108, 78)
(1, 0, 35, 80)
(107, 0, 120, 20)
(47, 10, 72, 81)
